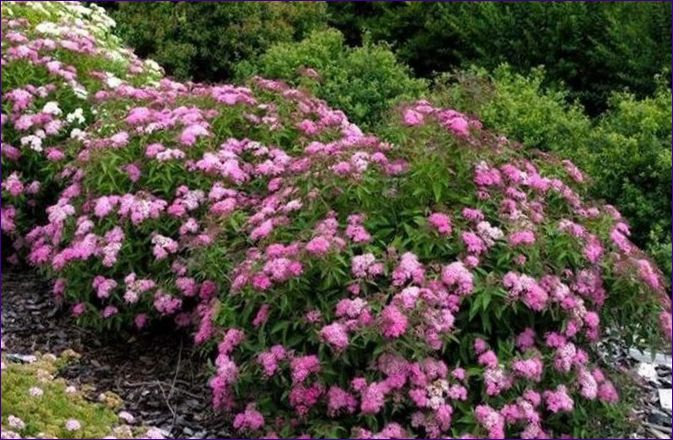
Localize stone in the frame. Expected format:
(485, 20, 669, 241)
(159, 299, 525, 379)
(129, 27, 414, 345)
(6, 354, 37, 363)
(629, 349, 672, 368)
(637, 362, 659, 382)
(659, 388, 672, 411)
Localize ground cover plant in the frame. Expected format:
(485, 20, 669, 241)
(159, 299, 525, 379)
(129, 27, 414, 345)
(1, 350, 166, 439)
(1, 2, 671, 438)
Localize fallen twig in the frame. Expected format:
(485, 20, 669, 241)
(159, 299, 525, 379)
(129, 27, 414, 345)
(168, 338, 183, 431)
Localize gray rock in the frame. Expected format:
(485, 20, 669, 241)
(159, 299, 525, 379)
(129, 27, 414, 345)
(629, 348, 672, 368)
(659, 388, 672, 411)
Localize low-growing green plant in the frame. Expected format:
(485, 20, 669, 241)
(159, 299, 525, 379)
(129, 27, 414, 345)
(1, 351, 162, 439)
(236, 29, 428, 129)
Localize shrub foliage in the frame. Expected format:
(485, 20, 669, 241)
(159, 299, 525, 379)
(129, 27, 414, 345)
(237, 29, 428, 129)
(105, 2, 328, 82)
(329, 2, 671, 114)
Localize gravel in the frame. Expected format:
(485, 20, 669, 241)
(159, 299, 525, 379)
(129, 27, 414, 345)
(598, 332, 672, 439)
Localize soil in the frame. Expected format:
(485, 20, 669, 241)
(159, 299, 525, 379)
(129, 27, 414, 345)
(1, 270, 230, 439)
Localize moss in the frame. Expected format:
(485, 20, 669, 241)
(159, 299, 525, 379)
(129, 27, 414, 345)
(1, 353, 120, 439)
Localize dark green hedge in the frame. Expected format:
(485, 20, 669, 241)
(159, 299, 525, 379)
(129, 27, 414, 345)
(329, 2, 671, 115)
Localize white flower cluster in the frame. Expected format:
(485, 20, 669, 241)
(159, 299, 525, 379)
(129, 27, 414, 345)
(42, 101, 62, 116)
(66, 108, 85, 125)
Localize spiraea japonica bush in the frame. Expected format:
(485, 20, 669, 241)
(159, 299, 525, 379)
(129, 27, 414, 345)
(4, 3, 672, 438)
(24, 86, 672, 436)
(431, 66, 673, 279)
(1, 1, 162, 260)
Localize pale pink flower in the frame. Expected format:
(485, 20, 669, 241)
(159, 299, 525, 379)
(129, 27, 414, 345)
(65, 419, 82, 431)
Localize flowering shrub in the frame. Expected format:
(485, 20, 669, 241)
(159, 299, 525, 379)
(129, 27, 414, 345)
(3, 3, 671, 438)
(432, 65, 673, 279)
(1, 1, 162, 261)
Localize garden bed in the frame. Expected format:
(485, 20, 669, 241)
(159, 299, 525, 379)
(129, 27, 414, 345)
(1, 2, 670, 437)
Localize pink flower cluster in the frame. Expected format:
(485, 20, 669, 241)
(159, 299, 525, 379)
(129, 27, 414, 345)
(441, 262, 474, 296)
(351, 253, 384, 279)
(233, 404, 265, 432)
(428, 212, 452, 236)
(503, 272, 549, 311)
(392, 252, 425, 286)
(509, 230, 536, 246)
(403, 100, 479, 138)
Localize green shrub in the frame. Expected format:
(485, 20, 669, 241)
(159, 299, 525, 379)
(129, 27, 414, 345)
(589, 86, 672, 250)
(107, 2, 328, 82)
(236, 29, 428, 129)
(433, 66, 592, 154)
(648, 231, 672, 280)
